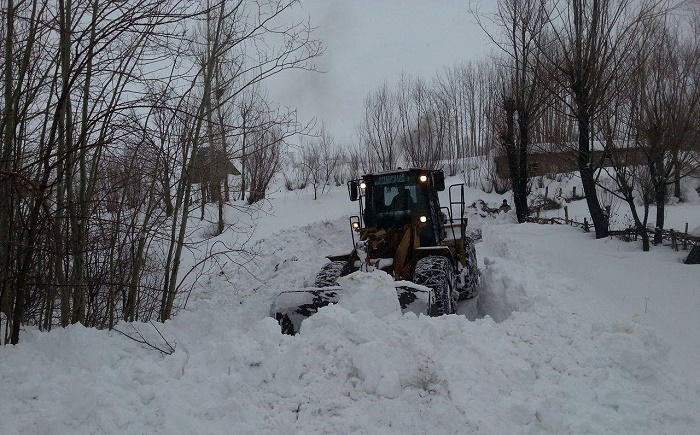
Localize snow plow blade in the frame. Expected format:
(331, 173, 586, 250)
(271, 284, 432, 335)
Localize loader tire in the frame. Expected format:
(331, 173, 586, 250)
(458, 236, 479, 300)
(413, 256, 456, 316)
(276, 313, 296, 335)
(314, 261, 348, 287)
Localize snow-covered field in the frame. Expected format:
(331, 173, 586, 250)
(1, 176, 699, 434)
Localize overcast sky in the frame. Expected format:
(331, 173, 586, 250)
(266, 0, 495, 146)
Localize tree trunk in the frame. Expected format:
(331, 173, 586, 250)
(58, 0, 74, 326)
(654, 179, 666, 245)
(1, 0, 15, 343)
(218, 181, 224, 235)
(502, 98, 529, 223)
(240, 112, 247, 201)
(514, 120, 530, 223)
(650, 152, 666, 245)
(672, 151, 681, 200)
(623, 195, 650, 251)
(577, 117, 608, 238)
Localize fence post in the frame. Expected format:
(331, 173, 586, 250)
(584, 218, 589, 232)
(670, 229, 677, 251)
(564, 206, 569, 224)
(572, 186, 577, 199)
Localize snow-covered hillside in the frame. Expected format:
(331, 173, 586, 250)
(1, 180, 699, 434)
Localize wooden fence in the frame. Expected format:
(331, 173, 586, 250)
(526, 215, 700, 251)
(608, 225, 700, 251)
(525, 205, 590, 231)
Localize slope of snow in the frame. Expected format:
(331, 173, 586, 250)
(1, 182, 699, 434)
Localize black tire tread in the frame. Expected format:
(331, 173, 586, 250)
(314, 261, 348, 287)
(458, 236, 479, 299)
(412, 256, 455, 316)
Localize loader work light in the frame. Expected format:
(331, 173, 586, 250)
(419, 215, 428, 223)
(419, 175, 428, 183)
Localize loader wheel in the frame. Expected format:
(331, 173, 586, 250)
(458, 236, 479, 300)
(413, 256, 456, 316)
(314, 261, 348, 287)
(276, 313, 296, 335)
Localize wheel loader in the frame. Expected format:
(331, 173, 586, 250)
(271, 168, 478, 334)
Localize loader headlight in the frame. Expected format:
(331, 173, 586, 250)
(419, 215, 427, 223)
(419, 175, 428, 183)
(359, 181, 366, 189)
(352, 221, 360, 230)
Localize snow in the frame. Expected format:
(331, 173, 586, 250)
(1, 177, 700, 434)
(334, 270, 402, 319)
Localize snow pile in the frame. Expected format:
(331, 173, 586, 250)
(478, 256, 532, 322)
(335, 270, 402, 318)
(1, 183, 700, 434)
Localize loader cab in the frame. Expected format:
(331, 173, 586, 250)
(348, 169, 445, 246)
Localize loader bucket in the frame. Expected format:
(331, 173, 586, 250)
(271, 287, 341, 335)
(271, 283, 432, 335)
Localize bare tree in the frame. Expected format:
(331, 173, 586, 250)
(299, 125, 342, 199)
(476, 0, 551, 222)
(237, 88, 259, 202)
(396, 74, 445, 169)
(537, 0, 666, 238)
(299, 137, 322, 199)
(596, 74, 654, 251)
(633, 13, 700, 243)
(358, 82, 401, 171)
(349, 135, 380, 175)
(434, 61, 500, 184)
(245, 123, 284, 204)
(235, 90, 310, 202)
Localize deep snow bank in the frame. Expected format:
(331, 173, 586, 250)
(1, 218, 699, 434)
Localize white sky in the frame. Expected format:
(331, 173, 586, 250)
(266, 0, 495, 146)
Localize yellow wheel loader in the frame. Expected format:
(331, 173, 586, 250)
(271, 168, 479, 334)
